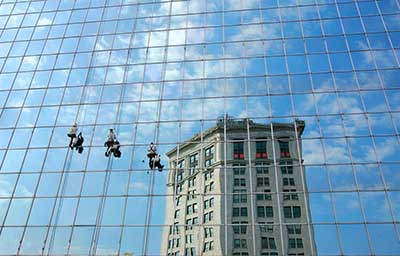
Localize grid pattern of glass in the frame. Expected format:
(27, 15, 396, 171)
(0, 0, 399, 255)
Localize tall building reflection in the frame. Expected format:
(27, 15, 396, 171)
(162, 117, 316, 256)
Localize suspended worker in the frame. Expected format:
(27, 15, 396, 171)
(105, 128, 121, 158)
(74, 132, 84, 154)
(152, 154, 164, 172)
(147, 142, 163, 170)
(67, 123, 78, 149)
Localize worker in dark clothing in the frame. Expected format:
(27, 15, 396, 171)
(105, 128, 116, 157)
(152, 154, 164, 172)
(147, 142, 157, 169)
(105, 129, 121, 158)
(74, 132, 84, 154)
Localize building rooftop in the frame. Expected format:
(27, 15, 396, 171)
(166, 117, 305, 157)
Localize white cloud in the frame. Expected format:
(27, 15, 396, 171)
(128, 181, 147, 192)
(37, 17, 52, 26)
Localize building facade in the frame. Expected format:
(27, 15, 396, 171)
(162, 118, 316, 256)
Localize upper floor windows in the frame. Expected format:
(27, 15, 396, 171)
(289, 238, 304, 249)
(176, 159, 185, 182)
(233, 164, 246, 175)
(233, 189, 247, 203)
(203, 211, 214, 223)
(188, 177, 196, 188)
(233, 207, 248, 217)
(287, 224, 302, 234)
(204, 182, 214, 193)
(189, 153, 198, 166)
(204, 170, 214, 180)
(256, 140, 267, 159)
(233, 221, 248, 234)
(233, 141, 244, 159)
(204, 227, 214, 238)
(279, 140, 290, 158)
(204, 197, 215, 209)
(203, 241, 214, 252)
(189, 153, 198, 175)
(257, 206, 274, 218)
(280, 160, 293, 174)
(186, 203, 198, 215)
(261, 237, 277, 250)
(205, 145, 215, 167)
(233, 238, 248, 249)
(284, 206, 301, 218)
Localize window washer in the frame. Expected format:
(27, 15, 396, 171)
(104, 128, 121, 157)
(67, 123, 78, 149)
(105, 128, 116, 157)
(74, 132, 84, 154)
(152, 154, 164, 172)
(147, 142, 157, 169)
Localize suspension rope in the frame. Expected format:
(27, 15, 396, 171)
(142, 1, 173, 254)
(45, 0, 96, 252)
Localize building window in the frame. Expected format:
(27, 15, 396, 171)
(204, 197, 214, 209)
(186, 203, 198, 215)
(256, 140, 267, 158)
(257, 177, 270, 187)
(186, 234, 193, 244)
(205, 145, 215, 167)
(204, 182, 214, 193)
(185, 217, 198, 230)
(293, 206, 301, 218)
(259, 222, 274, 233)
(204, 227, 214, 238)
(174, 209, 180, 219)
(176, 183, 183, 194)
(257, 206, 273, 218)
(233, 221, 248, 234)
(175, 195, 182, 206)
(256, 163, 269, 174)
(233, 207, 248, 217)
(256, 190, 272, 201)
(279, 140, 290, 158)
(187, 189, 197, 200)
(280, 161, 293, 174)
(234, 238, 248, 248)
(233, 164, 246, 175)
(287, 224, 302, 234)
(169, 222, 180, 235)
(188, 177, 196, 188)
(233, 189, 247, 203)
(260, 252, 278, 256)
(177, 159, 185, 181)
(204, 170, 214, 180)
(177, 170, 184, 182)
(234, 178, 246, 187)
(203, 241, 214, 252)
(204, 211, 214, 223)
(261, 237, 277, 250)
(289, 238, 304, 249)
(189, 153, 198, 175)
(284, 206, 301, 218)
(185, 247, 196, 256)
(283, 189, 298, 201)
(233, 141, 245, 159)
(283, 177, 295, 186)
